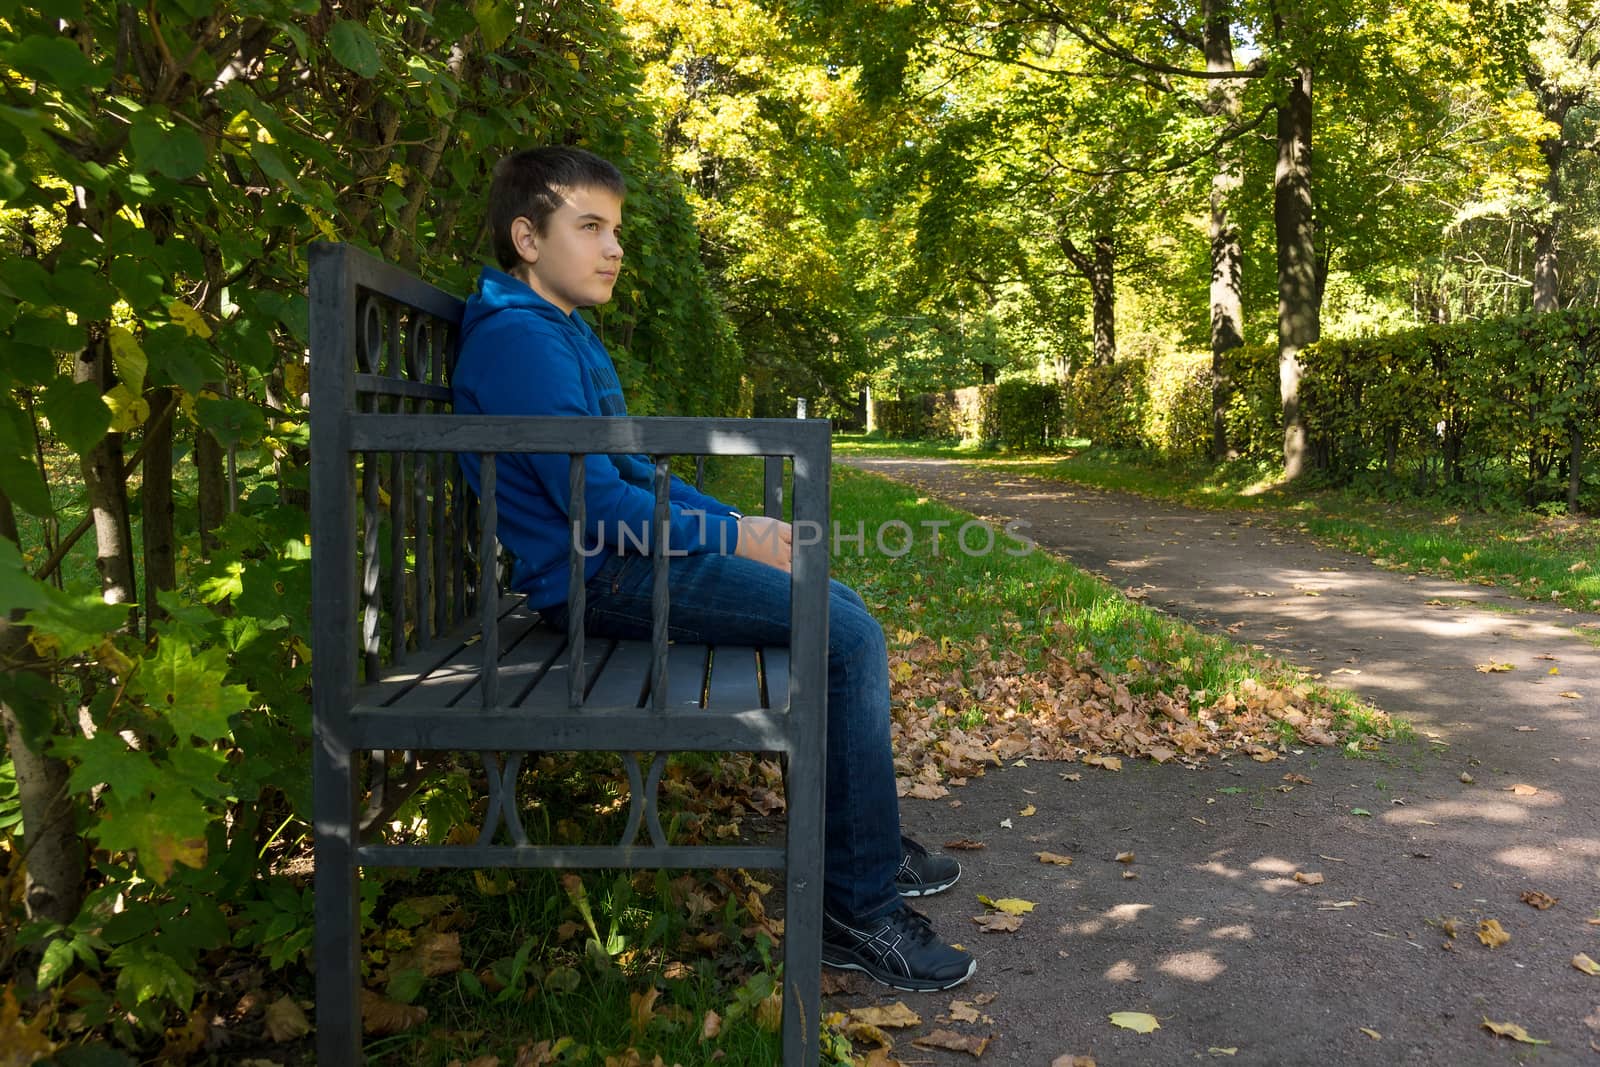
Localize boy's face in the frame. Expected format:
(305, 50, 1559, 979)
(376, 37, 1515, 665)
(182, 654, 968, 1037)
(509, 185, 624, 314)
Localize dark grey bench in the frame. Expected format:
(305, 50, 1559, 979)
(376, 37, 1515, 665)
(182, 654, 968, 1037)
(307, 242, 829, 1065)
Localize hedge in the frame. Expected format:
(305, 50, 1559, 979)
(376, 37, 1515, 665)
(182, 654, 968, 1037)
(885, 308, 1600, 509)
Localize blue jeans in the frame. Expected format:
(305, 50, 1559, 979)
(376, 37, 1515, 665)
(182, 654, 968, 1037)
(541, 551, 904, 923)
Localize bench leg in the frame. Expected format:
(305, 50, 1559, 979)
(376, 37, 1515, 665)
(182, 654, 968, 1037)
(782, 741, 824, 1066)
(315, 733, 364, 1064)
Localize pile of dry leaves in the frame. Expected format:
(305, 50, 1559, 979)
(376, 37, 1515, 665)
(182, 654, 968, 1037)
(885, 620, 1373, 800)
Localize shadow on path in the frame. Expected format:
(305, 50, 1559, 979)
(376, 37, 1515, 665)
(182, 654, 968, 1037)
(831, 456, 1600, 1067)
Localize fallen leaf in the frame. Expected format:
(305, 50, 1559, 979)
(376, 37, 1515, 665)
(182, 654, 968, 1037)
(1481, 1018, 1549, 1045)
(858, 1049, 903, 1067)
(1573, 953, 1600, 976)
(1114, 851, 1135, 864)
(1207, 1048, 1238, 1057)
(1036, 851, 1074, 866)
(264, 995, 310, 1042)
(1513, 726, 1537, 732)
(700, 1010, 722, 1040)
(1476, 919, 1510, 948)
(1558, 691, 1582, 699)
(978, 895, 1036, 915)
(1476, 662, 1515, 673)
(912, 1028, 991, 1056)
(1051, 1057, 1097, 1066)
(1108, 1011, 1160, 1033)
(389, 930, 463, 978)
(1019, 804, 1037, 817)
(944, 839, 986, 850)
(949, 1001, 982, 1023)
(755, 989, 783, 1032)
(629, 987, 659, 1036)
(849, 1003, 922, 1029)
(1508, 783, 1539, 796)
(1084, 755, 1123, 771)
(1283, 773, 1313, 784)
(1351, 808, 1373, 816)
(1520, 890, 1558, 909)
(906, 782, 949, 800)
(1122, 870, 1139, 880)
(1359, 1028, 1381, 1040)
(844, 1021, 893, 1049)
(999, 818, 1013, 829)
(1060, 773, 1083, 782)
(1293, 871, 1324, 886)
(969, 913, 1024, 939)
(1458, 773, 1475, 784)
(360, 989, 428, 1036)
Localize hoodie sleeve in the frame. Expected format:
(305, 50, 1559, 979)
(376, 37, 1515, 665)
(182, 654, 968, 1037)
(469, 312, 740, 558)
(611, 451, 740, 517)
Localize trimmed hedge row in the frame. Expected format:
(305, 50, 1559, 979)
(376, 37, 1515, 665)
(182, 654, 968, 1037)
(881, 309, 1600, 508)
(875, 380, 1063, 447)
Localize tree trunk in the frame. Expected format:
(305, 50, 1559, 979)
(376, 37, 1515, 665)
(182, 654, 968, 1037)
(1570, 422, 1584, 513)
(1275, 65, 1318, 480)
(196, 424, 228, 557)
(1090, 234, 1116, 365)
(74, 335, 139, 615)
(1530, 98, 1569, 314)
(1204, 0, 1245, 460)
(1061, 234, 1117, 366)
(142, 388, 177, 634)
(0, 491, 85, 927)
(1523, 136, 1561, 316)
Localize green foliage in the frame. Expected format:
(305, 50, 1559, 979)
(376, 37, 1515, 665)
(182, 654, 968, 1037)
(874, 380, 1062, 448)
(1065, 362, 1149, 449)
(1296, 310, 1600, 505)
(0, 0, 746, 1054)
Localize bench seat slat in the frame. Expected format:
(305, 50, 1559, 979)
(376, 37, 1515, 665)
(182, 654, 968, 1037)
(358, 595, 532, 707)
(761, 647, 791, 709)
(346, 706, 794, 752)
(583, 639, 653, 708)
(356, 844, 786, 869)
(705, 646, 765, 711)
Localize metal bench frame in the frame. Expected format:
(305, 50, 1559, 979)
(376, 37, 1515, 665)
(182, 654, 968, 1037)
(308, 242, 829, 1064)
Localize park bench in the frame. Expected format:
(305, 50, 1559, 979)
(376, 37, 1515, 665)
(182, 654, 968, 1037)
(307, 242, 830, 1065)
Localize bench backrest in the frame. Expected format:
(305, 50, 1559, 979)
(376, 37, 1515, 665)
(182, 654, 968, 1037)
(307, 243, 479, 686)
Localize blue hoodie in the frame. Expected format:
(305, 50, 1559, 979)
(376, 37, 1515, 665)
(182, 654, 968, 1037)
(452, 267, 740, 610)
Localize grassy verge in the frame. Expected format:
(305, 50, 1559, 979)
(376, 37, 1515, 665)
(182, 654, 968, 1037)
(834, 435, 1600, 615)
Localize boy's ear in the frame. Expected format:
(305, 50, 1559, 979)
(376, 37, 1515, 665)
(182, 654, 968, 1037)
(509, 216, 539, 264)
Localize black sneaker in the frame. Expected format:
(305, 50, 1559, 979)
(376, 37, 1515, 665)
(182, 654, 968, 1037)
(896, 835, 961, 897)
(822, 905, 976, 992)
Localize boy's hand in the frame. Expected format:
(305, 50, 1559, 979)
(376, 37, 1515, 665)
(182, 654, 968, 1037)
(735, 515, 792, 572)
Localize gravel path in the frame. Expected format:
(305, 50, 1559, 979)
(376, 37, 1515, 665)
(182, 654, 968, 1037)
(830, 456, 1600, 1067)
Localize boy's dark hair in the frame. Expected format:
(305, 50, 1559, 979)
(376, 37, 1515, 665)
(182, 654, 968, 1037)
(487, 146, 626, 270)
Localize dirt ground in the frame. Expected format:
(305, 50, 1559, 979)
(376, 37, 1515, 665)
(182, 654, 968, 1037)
(827, 457, 1600, 1067)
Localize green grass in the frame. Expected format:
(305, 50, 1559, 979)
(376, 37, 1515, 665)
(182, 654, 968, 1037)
(371, 865, 789, 1067)
(708, 455, 1388, 746)
(833, 434, 1600, 615)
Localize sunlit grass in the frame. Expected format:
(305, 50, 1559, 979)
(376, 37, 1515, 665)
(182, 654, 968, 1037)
(706, 456, 1387, 747)
(833, 435, 1600, 614)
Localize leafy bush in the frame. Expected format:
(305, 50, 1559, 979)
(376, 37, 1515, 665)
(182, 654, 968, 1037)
(0, 0, 746, 1052)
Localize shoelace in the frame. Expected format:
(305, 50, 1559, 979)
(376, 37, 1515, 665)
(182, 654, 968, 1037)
(887, 904, 938, 945)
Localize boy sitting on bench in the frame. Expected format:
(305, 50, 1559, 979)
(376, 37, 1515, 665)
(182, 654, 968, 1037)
(450, 145, 974, 992)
